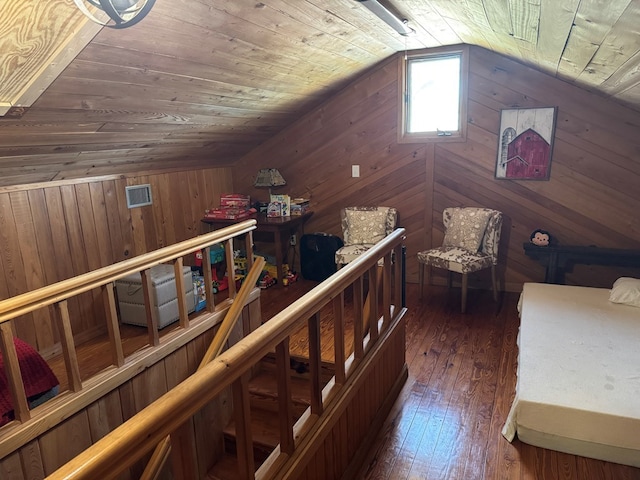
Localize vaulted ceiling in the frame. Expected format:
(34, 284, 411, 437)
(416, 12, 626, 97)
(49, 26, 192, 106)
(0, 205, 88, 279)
(1, 0, 639, 186)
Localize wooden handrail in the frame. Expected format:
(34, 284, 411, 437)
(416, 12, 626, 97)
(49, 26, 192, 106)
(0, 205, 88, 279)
(199, 256, 266, 367)
(46, 228, 407, 480)
(0, 219, 258, 459)
(0, 220, 256, 323)
(141, 256, 267, 480)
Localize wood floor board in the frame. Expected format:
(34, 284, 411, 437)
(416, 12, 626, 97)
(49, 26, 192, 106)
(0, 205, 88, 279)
(33, 280, 640, 480)
(355, 283, 640, 480)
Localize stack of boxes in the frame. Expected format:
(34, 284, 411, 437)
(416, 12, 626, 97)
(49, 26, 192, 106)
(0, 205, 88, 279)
(291, 198, 310, 216)
(204, 194, 256, 220)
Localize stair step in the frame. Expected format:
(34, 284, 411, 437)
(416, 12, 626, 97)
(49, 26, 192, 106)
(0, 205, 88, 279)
(259, 352, 335, 384)
(206, 452, 239, 479)
(248, 370, 311, 416)
(215, 356, 337, 474)
(223, 407, 288, 462)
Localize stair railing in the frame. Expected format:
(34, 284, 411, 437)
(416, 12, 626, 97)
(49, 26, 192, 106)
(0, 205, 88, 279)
(0, 219, 257, 459)
(140, 255, 267, 480)
(46, 227, 407, 480)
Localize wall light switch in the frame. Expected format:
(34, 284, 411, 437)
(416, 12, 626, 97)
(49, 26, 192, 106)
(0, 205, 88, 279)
(351, 165, 360, 177)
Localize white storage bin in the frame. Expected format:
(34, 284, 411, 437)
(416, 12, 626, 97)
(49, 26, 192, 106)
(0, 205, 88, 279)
(116, 264, 195, 328)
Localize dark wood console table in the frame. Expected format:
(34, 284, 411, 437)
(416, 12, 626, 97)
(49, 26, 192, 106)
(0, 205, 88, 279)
(202, 212, 313, 282)
(523, 242, 640, 284)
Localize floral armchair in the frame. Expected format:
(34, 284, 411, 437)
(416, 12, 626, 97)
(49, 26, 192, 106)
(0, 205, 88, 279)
(417, 207, 503, 313)
(334, 206, 398, 268)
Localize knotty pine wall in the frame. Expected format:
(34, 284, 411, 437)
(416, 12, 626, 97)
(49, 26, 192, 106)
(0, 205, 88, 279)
(2, 44, 639, 353)
(0, 322, 237, 479)
(0, 168, 233, 354)
(234, 46, 640, 292)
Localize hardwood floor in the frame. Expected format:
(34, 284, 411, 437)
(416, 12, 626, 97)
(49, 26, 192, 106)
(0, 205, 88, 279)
(46, 279, 640, 479)
(262, 280, 640, 480)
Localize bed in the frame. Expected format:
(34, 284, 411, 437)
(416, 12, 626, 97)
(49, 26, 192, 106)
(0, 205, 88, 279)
(502, 282, 640, 467)
(0, 337, 60, 427)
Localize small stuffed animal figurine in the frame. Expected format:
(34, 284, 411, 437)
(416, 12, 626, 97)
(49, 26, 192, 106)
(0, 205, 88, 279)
(530, 229, 552, 246)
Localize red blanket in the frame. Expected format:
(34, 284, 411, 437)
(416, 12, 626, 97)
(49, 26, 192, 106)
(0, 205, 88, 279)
(0, 338, 59, 426)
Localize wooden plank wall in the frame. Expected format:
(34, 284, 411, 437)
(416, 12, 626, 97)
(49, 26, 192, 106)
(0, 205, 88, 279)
(0, 323, 235, 479)
(0, 168, 233, 353)
(233, 46, 640, 292)
(296, 304, 407, 479)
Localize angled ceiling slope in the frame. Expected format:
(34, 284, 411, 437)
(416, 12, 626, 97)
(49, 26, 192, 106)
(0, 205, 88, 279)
(0, 0, 103, 116)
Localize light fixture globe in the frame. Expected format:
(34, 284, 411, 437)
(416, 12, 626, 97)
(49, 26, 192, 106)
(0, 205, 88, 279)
(74, 0, 156, 28)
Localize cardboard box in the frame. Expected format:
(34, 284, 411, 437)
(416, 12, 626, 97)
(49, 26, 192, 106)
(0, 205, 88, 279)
(192, 273, 206, 312)
(220, 194, 250, 209)
(291, 198, 310, 215)
(266, 202, 282, 217)
(204, 207, 257, 220)
(270, 194, 290, 216)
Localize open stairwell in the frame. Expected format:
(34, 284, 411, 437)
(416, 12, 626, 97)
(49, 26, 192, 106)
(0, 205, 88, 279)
(39, 229, 407, 480)
(208, 354, 335, 479)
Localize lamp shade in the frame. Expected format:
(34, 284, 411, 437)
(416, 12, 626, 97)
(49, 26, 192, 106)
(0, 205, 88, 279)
(254, 168, 286, 188)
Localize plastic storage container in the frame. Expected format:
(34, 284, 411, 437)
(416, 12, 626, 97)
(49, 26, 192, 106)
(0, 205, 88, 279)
(116, 264, 195, 328)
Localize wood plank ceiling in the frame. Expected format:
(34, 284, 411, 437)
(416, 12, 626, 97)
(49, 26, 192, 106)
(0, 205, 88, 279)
(0, 0, 639, 186)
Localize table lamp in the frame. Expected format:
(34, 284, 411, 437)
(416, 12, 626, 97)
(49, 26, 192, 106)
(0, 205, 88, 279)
(254, 168, 286, 197)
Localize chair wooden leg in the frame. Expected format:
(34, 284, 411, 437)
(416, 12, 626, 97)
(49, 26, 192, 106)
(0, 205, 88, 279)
(418, 263, 424, 298)
(491, 265, 498, 302)
(461, 273, 468, 313)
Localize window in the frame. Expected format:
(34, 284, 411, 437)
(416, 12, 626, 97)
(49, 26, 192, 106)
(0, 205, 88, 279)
(399, 46, 469, 143)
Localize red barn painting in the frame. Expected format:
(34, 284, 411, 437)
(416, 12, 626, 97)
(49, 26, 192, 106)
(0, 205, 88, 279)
(495, 107, 557, 180)
(503, 128, 550, 179)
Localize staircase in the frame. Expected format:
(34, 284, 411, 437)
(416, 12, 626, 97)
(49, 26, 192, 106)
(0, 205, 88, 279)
(207, 354, 335, 479)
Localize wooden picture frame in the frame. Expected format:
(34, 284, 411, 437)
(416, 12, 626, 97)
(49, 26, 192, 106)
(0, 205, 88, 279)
(495, 107, 557, 180)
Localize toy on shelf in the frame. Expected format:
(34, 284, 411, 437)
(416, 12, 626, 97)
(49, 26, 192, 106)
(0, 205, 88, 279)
(530, 229, 554, 247)
(234, 255, 248, 277)
(257, 270, 277, 289)
(281, 263, 299, 286)
(211, 269, 229, 294)
(194, 244, 225, 272)
(192, 273, 206, 312)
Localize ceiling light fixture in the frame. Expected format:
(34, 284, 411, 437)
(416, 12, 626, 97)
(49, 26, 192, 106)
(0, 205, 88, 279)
(73, 0, 156, 28)
(357, 0, 415, 36)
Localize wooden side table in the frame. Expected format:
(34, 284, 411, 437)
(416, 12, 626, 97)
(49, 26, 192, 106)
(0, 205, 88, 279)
(202, 212, 313, 283)
(523, 242, 640, 284)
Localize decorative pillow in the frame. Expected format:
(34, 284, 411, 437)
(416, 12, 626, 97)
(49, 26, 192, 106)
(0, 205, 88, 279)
(609, 277, 640, 307)
(442, 208, 492, 251)
(345, 209, 388, 245)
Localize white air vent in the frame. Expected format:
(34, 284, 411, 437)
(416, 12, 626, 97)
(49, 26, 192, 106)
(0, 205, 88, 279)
(125, 184, 153, 208)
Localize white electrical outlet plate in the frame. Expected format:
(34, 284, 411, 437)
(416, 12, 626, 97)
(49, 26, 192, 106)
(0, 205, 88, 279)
(352, 165, 360, 177)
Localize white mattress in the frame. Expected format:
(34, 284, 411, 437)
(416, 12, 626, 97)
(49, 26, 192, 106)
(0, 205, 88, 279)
(502, 283, 640, 467)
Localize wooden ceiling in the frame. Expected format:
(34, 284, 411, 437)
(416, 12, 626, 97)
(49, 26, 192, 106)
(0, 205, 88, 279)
(1, 0, 639, 187)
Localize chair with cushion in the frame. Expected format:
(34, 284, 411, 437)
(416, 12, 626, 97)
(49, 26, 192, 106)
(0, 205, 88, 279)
(335, 206, 398, 268)
(417, 207, 503, 313)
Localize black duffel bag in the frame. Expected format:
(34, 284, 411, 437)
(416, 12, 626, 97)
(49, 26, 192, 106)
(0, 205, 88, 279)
(300, 233, 344, 282)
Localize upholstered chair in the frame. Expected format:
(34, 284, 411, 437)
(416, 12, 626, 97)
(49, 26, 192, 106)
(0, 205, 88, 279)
(417, 207, 503, 313)
(335, 206, 398, 268)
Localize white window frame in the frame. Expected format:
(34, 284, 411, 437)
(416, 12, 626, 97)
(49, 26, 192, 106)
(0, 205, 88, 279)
(398, 45, 469, 143)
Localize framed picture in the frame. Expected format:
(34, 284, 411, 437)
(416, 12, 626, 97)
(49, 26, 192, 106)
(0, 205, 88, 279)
(495, 107, 557, 180)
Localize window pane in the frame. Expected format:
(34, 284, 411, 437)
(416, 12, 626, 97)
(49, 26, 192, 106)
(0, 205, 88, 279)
(407, 55, 461, 133)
